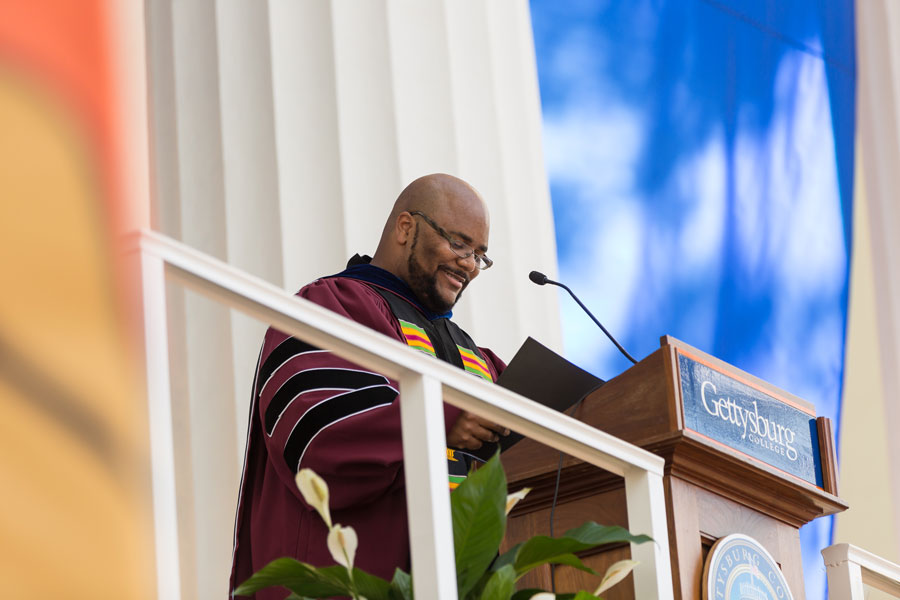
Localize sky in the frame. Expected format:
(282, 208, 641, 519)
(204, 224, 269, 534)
(529, 1, 856, 597)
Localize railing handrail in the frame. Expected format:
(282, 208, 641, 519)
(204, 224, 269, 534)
(129, 228, 673, 600)
(133, 229, 664, 476)
(823, 543, 900, 598)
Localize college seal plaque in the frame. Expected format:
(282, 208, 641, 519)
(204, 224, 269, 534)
(702, 534, 793, 600)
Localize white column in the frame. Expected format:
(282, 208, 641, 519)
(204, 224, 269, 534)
(145, 1, 197, 596)
(443, 0, 562, 357)
(479, 0, 562, 357)
(216, 0, 284, 470)
(268, 0, 348, 289)
(853, 0, 900, 561)
(332, 0, 403, 258)
(147, 2, 239, 598)
(386, 0, 458, 183)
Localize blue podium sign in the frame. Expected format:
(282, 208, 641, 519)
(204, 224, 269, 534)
(678, 351, 823, 487)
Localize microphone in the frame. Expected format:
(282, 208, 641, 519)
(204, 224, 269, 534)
(529, 270, 638, 365)
(528, 271, 549, 286)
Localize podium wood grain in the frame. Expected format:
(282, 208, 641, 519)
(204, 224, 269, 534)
(501, 336, 846, 599)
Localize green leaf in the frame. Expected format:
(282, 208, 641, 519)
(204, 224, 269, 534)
(562, 522, 652, 547)
(466, 572, 490, 600)
(533, 552, 599, 576)
(478, 565, 516, 600)
(352, 568, 393, 599)
(451, 453, 507, 597)
(389, 568, 412, 600)
(490, 543, 522, 573)
(510, 589, 548, 600)
(233, 558, 348, 598)
(513, 523, 651, 575)
(314, 566, 392, 600)
(234, 560, 392, 600)
(504, 591, 596, 600)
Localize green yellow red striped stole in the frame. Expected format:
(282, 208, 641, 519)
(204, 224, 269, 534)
(399, 319, 436, 357)
(457, 345, 492, 381)
(447, 448, 465, 490)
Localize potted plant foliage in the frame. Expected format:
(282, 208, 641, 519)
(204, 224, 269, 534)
(235, 454, 651, 600)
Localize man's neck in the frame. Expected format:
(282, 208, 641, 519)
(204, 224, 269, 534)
(336, 256, 452, 320)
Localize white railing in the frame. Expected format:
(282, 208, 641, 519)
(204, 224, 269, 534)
(129, 229, 673, 600)
(823, 543, 900, 599)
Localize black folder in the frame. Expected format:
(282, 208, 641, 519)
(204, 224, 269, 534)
(453, 337, 604, 463)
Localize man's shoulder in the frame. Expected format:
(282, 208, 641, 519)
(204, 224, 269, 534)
(295, 275, 399, 333)
(298, 274, 376, 299)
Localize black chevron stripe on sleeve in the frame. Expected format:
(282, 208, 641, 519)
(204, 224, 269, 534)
(282, 384, 398, 471)
(265, 368, 391, 435)
(256, 337, 321, 397)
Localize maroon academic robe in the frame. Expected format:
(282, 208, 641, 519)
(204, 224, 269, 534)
(230, 274, 504, 599)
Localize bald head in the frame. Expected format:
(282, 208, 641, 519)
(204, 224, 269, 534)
(379, 173, 488, 238)
(372, 174, 491, 312)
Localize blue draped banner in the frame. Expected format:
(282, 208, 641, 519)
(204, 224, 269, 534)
(529, 1, 856, 598)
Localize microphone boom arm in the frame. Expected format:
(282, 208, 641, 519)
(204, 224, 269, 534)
(529, 270, 638, 365)
(554, 280, 638, 365)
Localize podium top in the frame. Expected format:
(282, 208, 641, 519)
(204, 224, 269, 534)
(572, 335, 845, 523)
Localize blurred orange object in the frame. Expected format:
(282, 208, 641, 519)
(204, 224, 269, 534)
(0, 0, 154, 598)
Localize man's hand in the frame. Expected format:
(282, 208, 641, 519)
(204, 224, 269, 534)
(447, 411, 511, 450)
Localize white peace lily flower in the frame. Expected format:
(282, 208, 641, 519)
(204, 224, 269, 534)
(295, 469, 332, 528)
(505, 487, 532, 515)
(595, 559, 640, 595)
(327, 524, 359, 570)
(529, 594, 556, 600)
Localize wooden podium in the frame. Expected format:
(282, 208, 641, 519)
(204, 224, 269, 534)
(501, 336, 847, 599)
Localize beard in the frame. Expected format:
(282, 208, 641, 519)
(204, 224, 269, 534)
(406, 228, 469, 314)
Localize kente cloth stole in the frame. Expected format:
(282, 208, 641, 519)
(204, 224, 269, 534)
(398, 320, 437, 358)
(360, 282, 496, 491)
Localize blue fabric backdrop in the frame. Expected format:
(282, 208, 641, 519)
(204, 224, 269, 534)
(529, 1, 856, 598)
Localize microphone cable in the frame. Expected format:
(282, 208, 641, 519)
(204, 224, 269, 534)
(529, 269, 634, 592)
(549, 396, 585, 593)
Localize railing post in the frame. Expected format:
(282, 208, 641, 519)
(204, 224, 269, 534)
(136, 241, 182, 600)
(624, 466, 673, 599)
(822, 543, 900, 599)
(825, 557, 865, 600)
(399, 372, 457, 600)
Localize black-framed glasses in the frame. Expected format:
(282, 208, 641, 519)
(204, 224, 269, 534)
(409, 210, 493, 270)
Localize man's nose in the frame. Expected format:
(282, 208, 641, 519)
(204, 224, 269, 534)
(457, 253, 478, 275)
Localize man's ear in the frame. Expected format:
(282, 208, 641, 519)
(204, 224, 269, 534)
(395, 211, 415, 244)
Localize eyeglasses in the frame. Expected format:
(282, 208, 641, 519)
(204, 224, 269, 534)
(409, 210, 493, 270)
